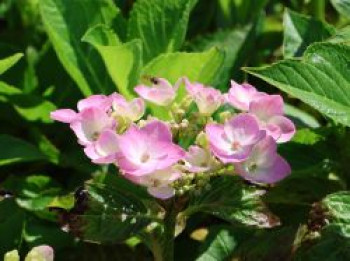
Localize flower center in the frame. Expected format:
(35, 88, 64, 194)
(140, 153, 150, 163)
(247, 162, 258, 173)
(231, 141, 241, 151)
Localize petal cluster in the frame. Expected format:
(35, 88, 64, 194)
(51, 77, 295, 199)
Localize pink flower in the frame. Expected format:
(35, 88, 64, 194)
(84, 129, 119, 164)
(70, 107, 115, 146)
(50, 95, 112, 123)
(116, 120, 185, 176)
(185, 78, 224, 115)
(134, 78, 179, 106)
(225, 81, 266, 111)
(125, 167, 181, 199)
(234, 136, 291, 184)
(249, 95, 295, 143)
(206, 114, 265, 163)
(184, 146, 217, 173)
(110, 93, 145, 122)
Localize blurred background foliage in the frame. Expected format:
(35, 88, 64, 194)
(1, 0, 350, 260)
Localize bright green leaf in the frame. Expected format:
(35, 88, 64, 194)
(39, 0, 123, 95)
(331, 0, 350, 19)
(142, 48, 224, 119)
(83, 26, 143, 99)
(245, 43, 350, 126)
(0, 53, 23, 76)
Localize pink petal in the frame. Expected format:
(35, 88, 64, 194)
(226, 81, 259, 111)
(50, 109, 78, 123)
(141, 120, 172, 142)
(77, 94, 111, 111)
(249, 95, 284, 121)
(268, 115, 296, 143)
(30, 245, 54, 261)
(147, 186, 175, 199)
(224, 114, 265, 146)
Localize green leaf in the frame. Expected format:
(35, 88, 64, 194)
(142, 48, 224, 119)
(196, 226, 238, 261)
(64, 174, 161, 243)
(127, 0, 197, 62)
(188, 23, 258, 90)
(0, 53, 23, 75)
(2, 175, 61, 212)
(143, 47, 225, 89)
(0, 82, 56, 123)
(322, 191, 350, 225)
(283, 9, 335, 58)
(245, 43, 350, 126)
(331, 0, 350, 19)
(184, 176, 280, 228)
(0, 199, 25, 257)
(39, 0, 123, 95)
(83, 26, 143, 99)
(0, 135, 47, 166)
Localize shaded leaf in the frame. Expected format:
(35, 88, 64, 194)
(283, 9, 335, 58)
(127, 0, 197, 62)
(331, 0, 350, 19)
(184, 176, 280, 228)
(0, 135, 47, 166)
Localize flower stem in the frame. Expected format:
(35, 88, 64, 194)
(308, 0, 325, 22)
(160, 200, 177, 261)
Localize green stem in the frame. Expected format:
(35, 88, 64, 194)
(160, 200, 177, 261)
(308, 0, 325, 21)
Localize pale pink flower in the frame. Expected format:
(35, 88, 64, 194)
(116, 120, 185, 176)
(50, 94, 112, 123)
(185, 78, 224, 115)
(225, 80, 266, 111)
(234, 136, 291, 184)
(84, 129, 119, 164)
(110, 93, 144, 122)
(134, 78, 179, 106)
(70, 107, 115, 146)
(249, 95, 295, 143)
(125, 167, 181, 199)
(184, 146, 217, 173)
(206, 113, 265, 163)
(27, 245, 54, 261)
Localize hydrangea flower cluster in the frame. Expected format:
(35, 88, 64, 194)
(51, 77, 295, 199)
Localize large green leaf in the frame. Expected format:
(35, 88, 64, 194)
(283, 9, 335, 58)
(184, 176, 280, 228)
(127, 0, 197, 62)
(0, 135, 47, 166)
(83, 26, 143, 99)
(39, 0, 124, 95)
(0, 53, 23, 75)
(245, 43, 350, 126)
(331, 0, 350, 19)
